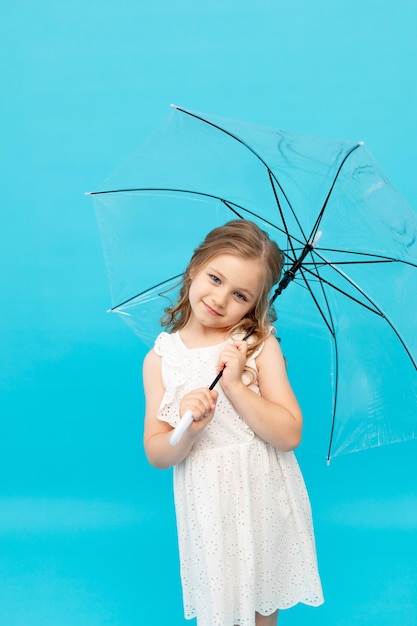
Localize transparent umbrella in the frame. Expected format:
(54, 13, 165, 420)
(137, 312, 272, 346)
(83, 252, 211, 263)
(88, 105, 417, 462)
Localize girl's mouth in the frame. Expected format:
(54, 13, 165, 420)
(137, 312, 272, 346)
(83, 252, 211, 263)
(202, 301, 223, 317)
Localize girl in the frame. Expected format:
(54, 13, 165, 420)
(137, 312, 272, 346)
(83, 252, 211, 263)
(143, 220, 323, 626)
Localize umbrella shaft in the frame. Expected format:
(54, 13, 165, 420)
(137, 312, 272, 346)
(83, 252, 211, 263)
(272, 242, 313, 301)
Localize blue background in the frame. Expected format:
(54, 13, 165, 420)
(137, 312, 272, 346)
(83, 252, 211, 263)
(1, 1, 417, 624)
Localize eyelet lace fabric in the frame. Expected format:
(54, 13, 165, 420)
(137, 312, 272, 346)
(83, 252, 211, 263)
(154, 331, 323, 625)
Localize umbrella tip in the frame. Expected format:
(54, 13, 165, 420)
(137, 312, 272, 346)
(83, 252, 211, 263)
(170, 103, 179, 109)
(358, 141, 365, 146)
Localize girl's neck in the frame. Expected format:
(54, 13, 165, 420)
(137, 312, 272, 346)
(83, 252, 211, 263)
(179, 324, 231, 349)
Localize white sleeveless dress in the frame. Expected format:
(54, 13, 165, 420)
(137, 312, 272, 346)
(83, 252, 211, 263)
(154, 331, 323, 626)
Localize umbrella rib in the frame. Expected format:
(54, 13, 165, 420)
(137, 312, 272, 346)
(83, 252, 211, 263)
(174, 104, 299, 241)
(91, 186, 306, 254)
(298, 258, 340, 462)
(281, 247, 414, 268)
(172, 105, 280, 170)
(312, 248, 417, 268)
(297, 267, 335, 336)
(90, 186, 291, 239)
(220, 199, 299, 254)
(110, 274, 183, 310)
(274, 256, 339, 461)
(89, 186, 286, 238)
(268, 172, 300, 259)
(171, 105, 315, 256)
(308, 143, 363, 240)
(306, 259, 399, 267)
(219, 200, 246, 219)
(89, 186, 242, 199)
(327, 331, 339, 463)
(299, 251, 416, 459)
(301, 264, 384, 315)
(310, 250, 414, 314)
(303, 262, 417, 370)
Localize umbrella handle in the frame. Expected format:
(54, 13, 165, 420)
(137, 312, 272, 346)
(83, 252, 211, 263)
(169, 410, 194, 446)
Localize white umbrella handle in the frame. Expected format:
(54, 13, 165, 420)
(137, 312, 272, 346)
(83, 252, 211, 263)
(169, 410, 194, 446)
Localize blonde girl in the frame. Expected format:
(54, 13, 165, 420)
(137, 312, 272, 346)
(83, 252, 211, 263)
(143, 220, 323, 626)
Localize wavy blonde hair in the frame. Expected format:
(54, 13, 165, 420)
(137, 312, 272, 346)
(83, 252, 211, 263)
(161, 219, 284, 356)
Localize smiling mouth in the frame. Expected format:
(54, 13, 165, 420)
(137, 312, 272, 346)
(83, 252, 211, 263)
(202, 301, 223, 317)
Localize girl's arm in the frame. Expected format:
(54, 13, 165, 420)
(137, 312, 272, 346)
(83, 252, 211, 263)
(143, 349, 217, 469)
(219, 335, 302, 451)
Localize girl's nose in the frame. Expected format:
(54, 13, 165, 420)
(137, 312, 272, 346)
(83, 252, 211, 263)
(212, 290, 227, 308)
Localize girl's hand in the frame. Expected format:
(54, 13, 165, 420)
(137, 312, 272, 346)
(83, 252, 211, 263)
(218, 340, 248, 390)
(179, 388, 218, 434)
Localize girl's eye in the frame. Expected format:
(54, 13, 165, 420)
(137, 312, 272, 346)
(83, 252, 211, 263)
(209, 274, 221, 284)
(234, 292, 247, 302)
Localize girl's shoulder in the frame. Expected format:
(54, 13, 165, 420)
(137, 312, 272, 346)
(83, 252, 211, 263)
(253, 329, 277, 361)
(154, 330, 171, 348)
(255, 331, 286, 371)
(153, 331, 181, 361)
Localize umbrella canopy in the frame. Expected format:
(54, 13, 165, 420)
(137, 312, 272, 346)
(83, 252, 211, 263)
(89, 105, 417, 461)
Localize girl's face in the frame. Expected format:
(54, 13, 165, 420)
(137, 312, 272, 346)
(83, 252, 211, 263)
(188, 253, 264, 332)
